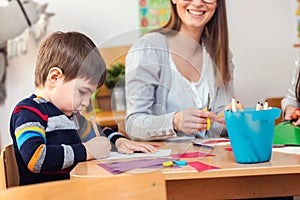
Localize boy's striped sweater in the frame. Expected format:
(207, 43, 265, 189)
(10, 94, 125, 185)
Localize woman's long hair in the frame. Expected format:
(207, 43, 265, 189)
(296, 71, 300, 103)
(153, 0, 230, 85)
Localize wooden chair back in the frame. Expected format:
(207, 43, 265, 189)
(265, 97, 284, 125)
(99, 45, 131, 66)
(0, 144, 19, 190)
(94, 45, 131, 112)
(0, 171, 166, 200)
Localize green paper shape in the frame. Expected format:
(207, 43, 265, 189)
(273, 122, 300, 145)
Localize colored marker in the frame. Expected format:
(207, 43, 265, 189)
(256, 102, 261, 111)
(173, 160, 187, 166)
(263, 101, 269, 110)
(192, 142, 214, 149)
(231, 98, 237, 112)
(162, 161, 173, 167)
(236, 101, 244, 112)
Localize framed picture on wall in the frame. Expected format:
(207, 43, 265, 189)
(139, 0, 170, 35)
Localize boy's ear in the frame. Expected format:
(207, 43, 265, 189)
(47, 67, 64, 87)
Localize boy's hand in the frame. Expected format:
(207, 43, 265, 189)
(83, 136, 111, 160)
(115, 138, 158, 154)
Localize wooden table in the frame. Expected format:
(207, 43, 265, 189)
(70, 139, 300, 199)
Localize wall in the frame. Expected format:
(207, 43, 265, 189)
(0, 0, 298, 149)
(227, 0, 298, 106)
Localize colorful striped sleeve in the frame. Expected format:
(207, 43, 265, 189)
(14, 121, 47, 173)
(12, 105, 86, 173)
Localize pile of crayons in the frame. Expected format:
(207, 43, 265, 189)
(231, 98, 271, 112)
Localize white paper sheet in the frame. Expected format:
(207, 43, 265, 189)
(272, 147, 300, 155)
(193, 138, 231, 146)
(100, 149, 172, 160)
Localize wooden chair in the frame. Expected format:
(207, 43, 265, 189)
(0, 171, 166, 200)
(99, 45, 131, 67)
(265, 97, 284, 125)
(0, 144, 19, 190)
(95, 45, 131, 112)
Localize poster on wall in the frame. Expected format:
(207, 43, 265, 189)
(139, 0, 170, 35)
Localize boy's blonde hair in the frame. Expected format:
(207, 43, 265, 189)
(35, 31, 106, 88)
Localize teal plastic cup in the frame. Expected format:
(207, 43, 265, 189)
(225, 107, 281, 164)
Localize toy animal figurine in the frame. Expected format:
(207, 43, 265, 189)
(0, 0, 53, 104)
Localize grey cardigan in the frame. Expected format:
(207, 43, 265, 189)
(281, 64, 300, 111)
(125, 32, 234, 141)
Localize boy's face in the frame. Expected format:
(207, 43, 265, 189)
(51, 77, 97, 116)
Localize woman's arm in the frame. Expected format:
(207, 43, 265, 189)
(125, 34, 177, 141)
(282, 65, 300, 118)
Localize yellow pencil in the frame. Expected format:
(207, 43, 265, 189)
(216, 113, 224, 119)
(90, 116, 100, 137)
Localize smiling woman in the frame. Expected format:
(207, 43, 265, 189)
(125, 0, 233, 141)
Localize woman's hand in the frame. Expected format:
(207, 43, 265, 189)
(212, 103, 232, 125)
(284, 105, 300, 126)
(173, 108, 215, 134)
(115, 138, 158, 154)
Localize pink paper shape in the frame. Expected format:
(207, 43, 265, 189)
(171, 152, 215, 159)
(188, 161, 220, 172)
(202, 139, 230, 144)
(225, 147, 232, 151)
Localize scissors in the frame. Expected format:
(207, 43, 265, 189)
(290, 108, 300, 123)
(204, 93, 211, 131)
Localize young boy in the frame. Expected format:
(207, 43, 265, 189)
(10, 31, 157, 186)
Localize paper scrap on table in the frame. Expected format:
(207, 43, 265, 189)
(171, 152, 215, 159)
(98, 158, 172, 174)
(188, 161, 220, 172)
(100, 149, 172, 160)
(272, 147, 300, 155)
(225, 147, 232, 151)
(193, 138, 230, 146)
(165, 135, 195, 142)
